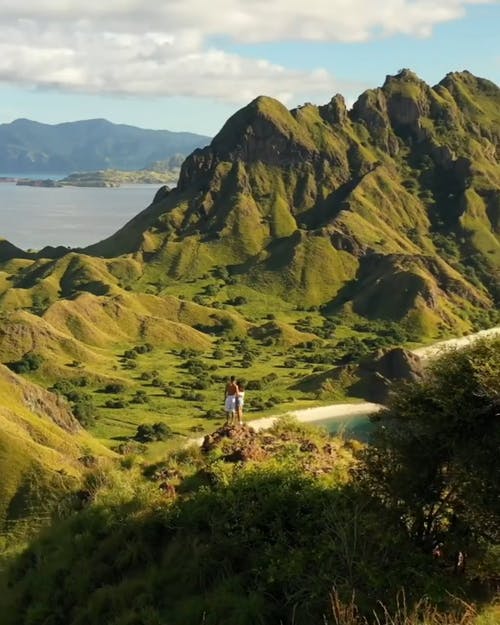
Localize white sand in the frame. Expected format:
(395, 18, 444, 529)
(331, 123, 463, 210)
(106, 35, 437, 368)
(191, 326, 499, 444)
(413, 326, 500, 359)
(245, 402, 381, 432)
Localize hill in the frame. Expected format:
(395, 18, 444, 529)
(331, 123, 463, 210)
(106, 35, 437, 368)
(2, 332, 499, 625)
(81, 70, 499, 336)
(0, 118, 210, 173)
(0, 363, 111, 528)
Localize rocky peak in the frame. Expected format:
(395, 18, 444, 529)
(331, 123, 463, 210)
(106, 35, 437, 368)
(381, 69, 433, 140)
(319, 94, 348, 125)
(178, 95, 318, 191)
(350, 88, 399, 155)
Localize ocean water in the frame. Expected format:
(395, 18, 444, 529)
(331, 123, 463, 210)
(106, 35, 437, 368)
(0, 179, 160, 250)
(311, 413, 374, 442)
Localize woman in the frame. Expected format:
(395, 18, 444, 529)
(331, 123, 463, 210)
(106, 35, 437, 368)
(235, 380, 245, 425)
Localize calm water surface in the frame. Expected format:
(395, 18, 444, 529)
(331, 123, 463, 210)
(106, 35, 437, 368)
(0, 179, 159, 250)
(311, 413, 374, 441)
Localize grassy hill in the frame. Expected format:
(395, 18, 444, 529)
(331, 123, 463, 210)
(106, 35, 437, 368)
(0, 363, 112, 530)
(78, 70, 498, 334)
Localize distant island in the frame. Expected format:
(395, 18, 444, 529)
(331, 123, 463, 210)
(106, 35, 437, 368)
(0, 118, 210, 173)
(13, 168, 180, 188)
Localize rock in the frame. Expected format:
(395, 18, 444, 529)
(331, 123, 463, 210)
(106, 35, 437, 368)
(152, 185, 170, 204)
(320, 94, 348, 125)
(300, 440, 319, 453)
(354, 348, 424, 404)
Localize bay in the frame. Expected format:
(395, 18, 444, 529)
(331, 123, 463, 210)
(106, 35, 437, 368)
(308, 413, 375, 442)
(0, 179, 159, 250)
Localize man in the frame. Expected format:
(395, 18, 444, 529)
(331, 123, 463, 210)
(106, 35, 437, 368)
(224, 375, 238, 425)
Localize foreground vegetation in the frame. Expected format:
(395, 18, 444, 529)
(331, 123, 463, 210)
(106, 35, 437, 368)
(0, 339, 498, 625)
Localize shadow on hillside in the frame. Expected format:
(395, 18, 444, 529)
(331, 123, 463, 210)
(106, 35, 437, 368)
(2, 470, 455, 625)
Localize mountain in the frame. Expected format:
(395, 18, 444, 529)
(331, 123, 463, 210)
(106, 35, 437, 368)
(82, 70, 499, 336)
(0, 118, 210, 173)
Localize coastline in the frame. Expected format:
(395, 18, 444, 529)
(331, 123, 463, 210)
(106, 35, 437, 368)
(192, 325, 500, 445)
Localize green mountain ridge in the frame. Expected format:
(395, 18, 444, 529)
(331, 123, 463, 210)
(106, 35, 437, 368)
(75, 69, 499, 336)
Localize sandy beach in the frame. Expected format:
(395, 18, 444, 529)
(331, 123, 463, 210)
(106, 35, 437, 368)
(192, 325, 499, 444)
(413, 326, 500, 359)
(245, 402, 381, 432)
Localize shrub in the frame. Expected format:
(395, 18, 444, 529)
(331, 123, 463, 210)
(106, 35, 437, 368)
(103, 383, 126, 394)
(72, 397, 96, 427)
(134, 422, 173, 443)
(104, 399, 128, 409)
(131, 390, 149, 404)
(8, 352, 43, 374)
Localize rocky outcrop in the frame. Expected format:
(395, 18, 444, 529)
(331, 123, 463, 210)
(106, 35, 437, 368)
(201, 423, 344, 474)
(0, 363, 79, 432)
(353, 348, 424, 404)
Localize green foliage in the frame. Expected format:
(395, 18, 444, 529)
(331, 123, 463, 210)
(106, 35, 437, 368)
(3, 469, 437, 625)
(131, 390, 149, 404)
(7, 352, 43, 374)
(72, 396, 97, 427)
(134, 422, 173, 443)
(364, 338, 500, 547)
(103, 382, 126, 394)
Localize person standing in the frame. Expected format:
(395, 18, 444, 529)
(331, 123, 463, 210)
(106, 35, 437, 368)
(235, 380, 245, 425)
(224, 375, 238, 425)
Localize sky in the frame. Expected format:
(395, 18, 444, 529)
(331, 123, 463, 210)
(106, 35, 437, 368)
(0, 1, 498, 137)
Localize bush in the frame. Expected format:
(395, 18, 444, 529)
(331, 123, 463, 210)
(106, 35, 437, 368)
(134, 343, 154, 354)
(8, 352, 43, 374)
(131, 390, 149, 404)
(231, 296, 247, 306)
(104, 399, 128, 409)
(134, 422, 173, 443)
(204, 409, 219, 419)
(72, 397, 97, 427)
(103, 383, 126, 394)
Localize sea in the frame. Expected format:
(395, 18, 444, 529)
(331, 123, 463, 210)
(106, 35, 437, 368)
(311, 413, 374, 442)
(0, 173, 161, 250)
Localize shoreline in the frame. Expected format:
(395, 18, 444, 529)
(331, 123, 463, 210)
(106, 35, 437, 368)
(192, 325, 499, 445)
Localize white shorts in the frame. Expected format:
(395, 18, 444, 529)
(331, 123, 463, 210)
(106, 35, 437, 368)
(225, 395, 236, 412)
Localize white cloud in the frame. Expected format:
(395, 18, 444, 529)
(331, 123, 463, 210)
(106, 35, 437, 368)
(0, 1, 493, 102)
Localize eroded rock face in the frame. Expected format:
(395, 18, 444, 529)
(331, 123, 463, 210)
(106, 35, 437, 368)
(320, 94, 348, 126)
(355, 348, 424, 404)
(0, 364, 80, 433)
(362, 348, 423, 382)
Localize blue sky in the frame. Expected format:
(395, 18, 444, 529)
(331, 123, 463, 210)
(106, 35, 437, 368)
(0, 1, 498, 136)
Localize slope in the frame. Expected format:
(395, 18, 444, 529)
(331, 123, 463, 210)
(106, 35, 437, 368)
(0, 363, 111, 526)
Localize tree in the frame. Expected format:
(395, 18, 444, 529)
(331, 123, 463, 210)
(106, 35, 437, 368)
(364, 338, 500, 548)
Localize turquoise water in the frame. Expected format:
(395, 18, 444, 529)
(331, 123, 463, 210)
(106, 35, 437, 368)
(0, 180, 159, 249)
(310, 413, 374, 441)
